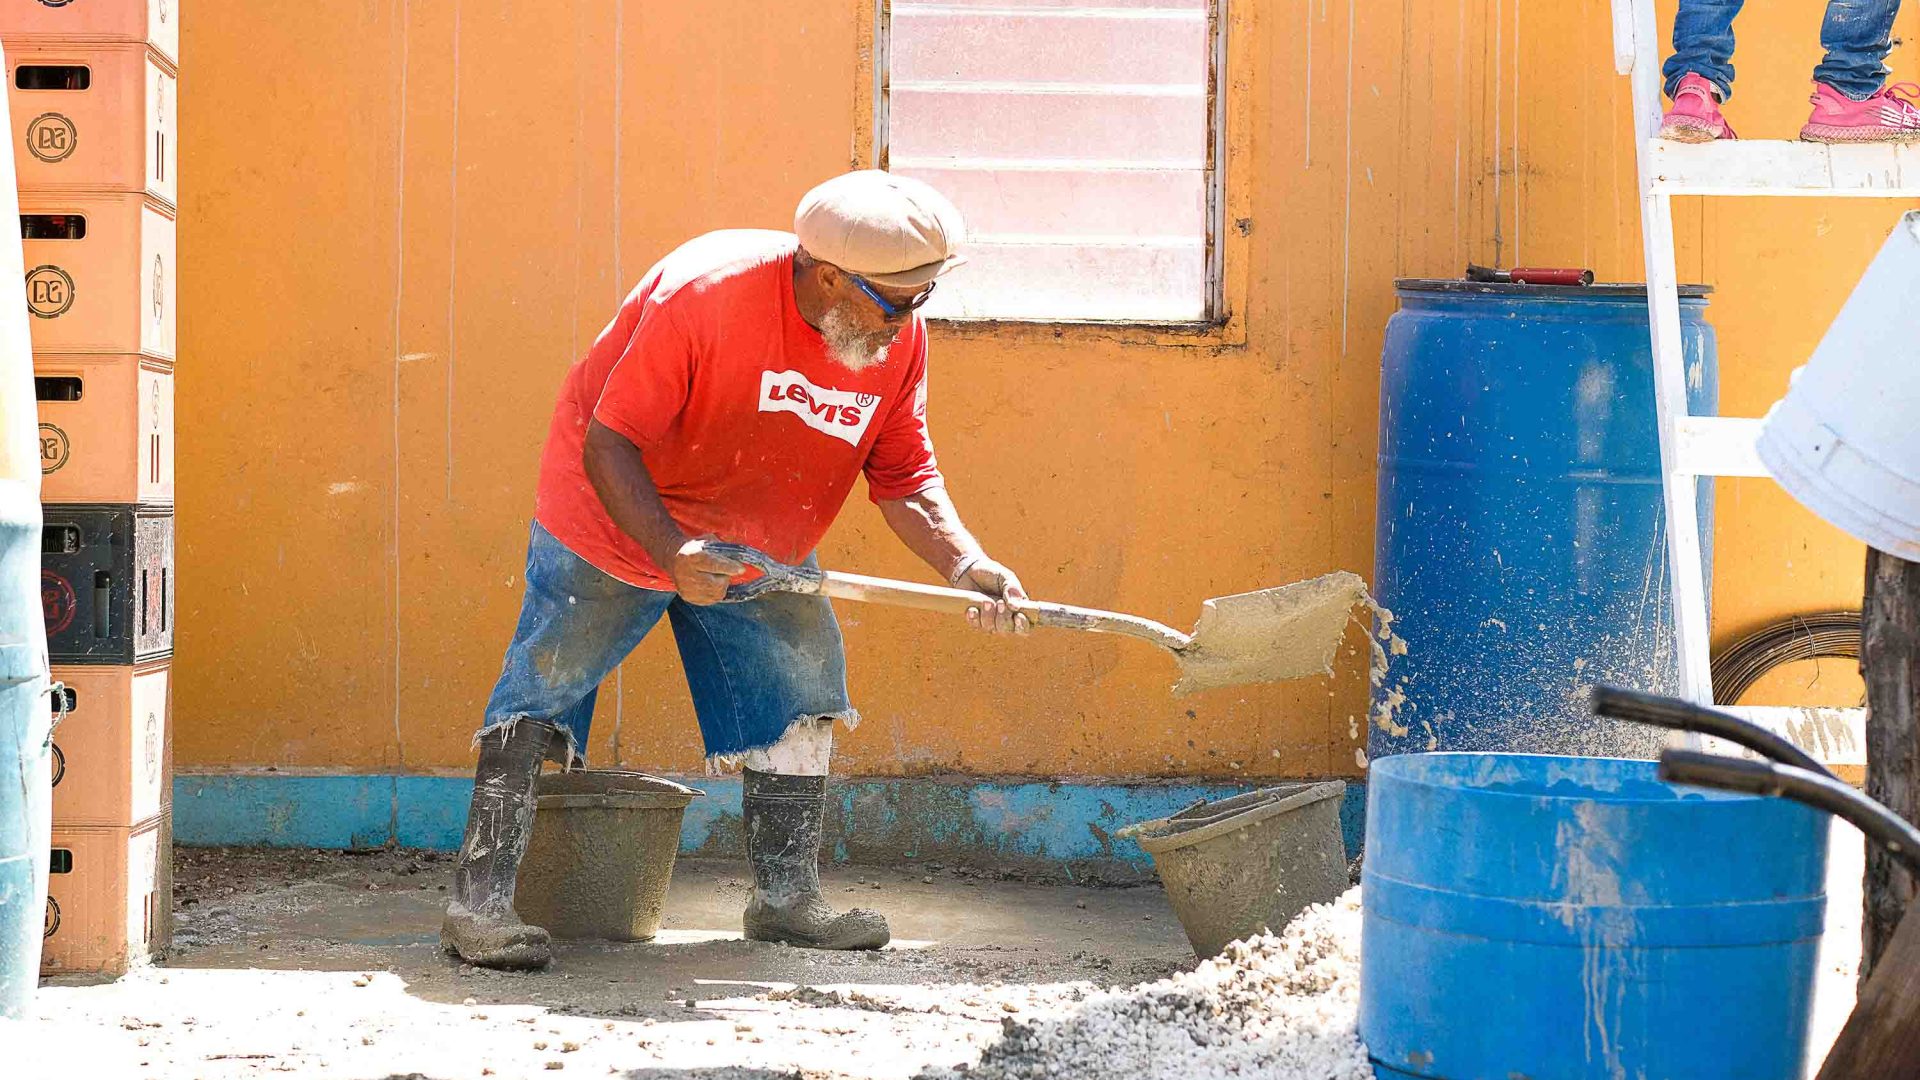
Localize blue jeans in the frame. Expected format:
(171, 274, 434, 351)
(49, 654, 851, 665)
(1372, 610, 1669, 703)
(479, 521, 854, 766)
(1664, 0, 1903, 101)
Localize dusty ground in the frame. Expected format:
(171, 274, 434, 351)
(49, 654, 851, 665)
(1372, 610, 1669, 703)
(8, 822, 1869, 1079)
(16, 848, 1197, 1079)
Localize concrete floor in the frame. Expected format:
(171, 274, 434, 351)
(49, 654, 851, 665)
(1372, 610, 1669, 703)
(17, 848, 1196, 1079)
(9, 820, 1870, 1079)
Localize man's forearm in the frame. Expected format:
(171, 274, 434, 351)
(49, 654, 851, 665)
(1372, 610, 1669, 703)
(583, 419, 688, 568)
(877, 486, 986, 582)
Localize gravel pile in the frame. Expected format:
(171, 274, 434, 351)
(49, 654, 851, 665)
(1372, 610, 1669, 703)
(924, 888, 1370, 1080)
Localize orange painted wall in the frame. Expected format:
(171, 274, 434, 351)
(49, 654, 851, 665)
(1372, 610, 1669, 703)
(174, 1, 1916, 779)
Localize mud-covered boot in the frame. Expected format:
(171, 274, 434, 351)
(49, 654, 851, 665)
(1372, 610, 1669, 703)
(442, 720, 557, 969)
(741, 769, 890, 950)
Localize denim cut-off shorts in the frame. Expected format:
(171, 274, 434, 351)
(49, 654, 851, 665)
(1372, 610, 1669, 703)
(478, 521, 854, 766)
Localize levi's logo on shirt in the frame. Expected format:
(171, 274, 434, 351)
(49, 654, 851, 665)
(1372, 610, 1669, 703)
(757, 369, 880, 447)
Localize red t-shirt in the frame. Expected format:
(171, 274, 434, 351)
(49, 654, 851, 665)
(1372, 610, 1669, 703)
(534, 229, 944, 590)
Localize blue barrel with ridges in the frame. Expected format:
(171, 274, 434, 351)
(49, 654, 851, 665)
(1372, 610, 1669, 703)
(1370, 281, 1716, 760)
(0, 478, 50, 1017)
(1360, 752, 1828, 1079)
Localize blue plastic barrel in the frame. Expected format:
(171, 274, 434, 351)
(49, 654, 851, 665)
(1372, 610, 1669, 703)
(0, 479, 49, 1017)
(1361, 752, 1828, 1080)
(1370, 281, 1717, 760)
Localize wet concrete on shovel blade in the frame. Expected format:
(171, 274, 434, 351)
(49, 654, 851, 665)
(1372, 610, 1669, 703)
(19, 847, 1194, 1079)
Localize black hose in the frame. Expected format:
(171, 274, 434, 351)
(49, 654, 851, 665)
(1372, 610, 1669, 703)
(1659, 750, 1920, 876)
(1589, 685, 1833, 778)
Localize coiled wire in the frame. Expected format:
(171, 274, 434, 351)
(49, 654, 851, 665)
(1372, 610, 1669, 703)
(1711, 610, 1862, 705)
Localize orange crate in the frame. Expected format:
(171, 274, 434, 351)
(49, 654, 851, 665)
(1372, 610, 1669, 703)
(20, 192, 174, 359)
(7, 42, 176, 208)
(49, 661, 171, 828)
(43, 811, 170, 977)
(35, 354, 172, 504)
(0, 0, 179, 68)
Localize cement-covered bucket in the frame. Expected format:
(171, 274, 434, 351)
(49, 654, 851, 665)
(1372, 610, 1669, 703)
(1758, 210, 1920, 559)
(514, 771, 703, 942)
(1121, 781, 1348, 958)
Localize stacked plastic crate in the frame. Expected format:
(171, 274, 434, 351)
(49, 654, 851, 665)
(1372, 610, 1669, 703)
(5, 1, 178, 977)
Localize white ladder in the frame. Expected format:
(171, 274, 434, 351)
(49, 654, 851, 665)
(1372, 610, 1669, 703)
(1613, 0, 1918, 771)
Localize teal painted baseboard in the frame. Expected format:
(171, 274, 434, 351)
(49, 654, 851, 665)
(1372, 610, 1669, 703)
(173, 773, 1365, 883)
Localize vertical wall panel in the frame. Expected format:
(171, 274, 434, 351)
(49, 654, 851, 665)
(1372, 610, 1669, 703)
(175, 0, 1916, 779)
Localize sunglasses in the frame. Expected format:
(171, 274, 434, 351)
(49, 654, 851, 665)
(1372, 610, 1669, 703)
(847, 273, 936, 319)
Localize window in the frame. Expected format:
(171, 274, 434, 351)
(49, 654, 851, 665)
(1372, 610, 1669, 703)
(880, 0, 1222, 323)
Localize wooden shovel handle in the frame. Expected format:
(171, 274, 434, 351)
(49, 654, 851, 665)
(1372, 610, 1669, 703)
(818, 571, 1191, 653)
(703, 543, 1190, 652)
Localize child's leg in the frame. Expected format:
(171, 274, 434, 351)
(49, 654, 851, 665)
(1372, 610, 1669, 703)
(1813, 0, 1903, 99)
(1662, 0, 1746, 100)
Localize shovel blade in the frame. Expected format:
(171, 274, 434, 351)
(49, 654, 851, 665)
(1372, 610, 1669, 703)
(1173, 570, 1369, 695)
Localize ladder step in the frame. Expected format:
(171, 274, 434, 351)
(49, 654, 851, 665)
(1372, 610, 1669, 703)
(1646, 139, 1920, 197)
(1675, 415, 1768, 478)
(1696, 705, 1866, 770)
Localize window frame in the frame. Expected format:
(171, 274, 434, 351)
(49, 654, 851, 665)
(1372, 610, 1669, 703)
(861, 0, 1247, 346)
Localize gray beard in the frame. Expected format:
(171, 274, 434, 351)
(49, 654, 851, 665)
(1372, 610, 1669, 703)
(820, 304, 894, 372)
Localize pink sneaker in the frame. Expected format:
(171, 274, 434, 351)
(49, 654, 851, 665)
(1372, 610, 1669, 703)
(1800, 81, 1920, 143)
(1660, 73, 1736, 143)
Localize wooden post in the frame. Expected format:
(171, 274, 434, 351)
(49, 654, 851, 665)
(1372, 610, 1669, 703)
(1863, 548, 1920, 980)
(1818, 905, 1920, 1079)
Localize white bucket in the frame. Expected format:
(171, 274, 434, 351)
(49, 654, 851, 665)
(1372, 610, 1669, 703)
(1757, 212, 1920, 560)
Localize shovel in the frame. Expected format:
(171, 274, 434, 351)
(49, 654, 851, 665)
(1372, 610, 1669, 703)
(706, 543, 1369, 695)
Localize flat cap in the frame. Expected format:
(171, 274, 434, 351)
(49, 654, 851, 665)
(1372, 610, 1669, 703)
(794, 170, 966, 289)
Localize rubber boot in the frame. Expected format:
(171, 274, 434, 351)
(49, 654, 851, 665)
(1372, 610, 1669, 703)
(441, 719, 557, 969)
(741, 769, 890, 950)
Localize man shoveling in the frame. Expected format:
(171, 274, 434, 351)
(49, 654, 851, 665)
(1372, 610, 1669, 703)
(443, 171, 1028, 969)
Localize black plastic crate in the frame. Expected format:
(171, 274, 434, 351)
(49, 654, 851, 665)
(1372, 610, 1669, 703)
(41, 505, 173, 664)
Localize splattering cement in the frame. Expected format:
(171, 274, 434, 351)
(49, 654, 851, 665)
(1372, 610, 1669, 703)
(918, 889, 1370, 1080)
(1175, 571, 1373, 695)
(1368, 602, 1413, 738)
